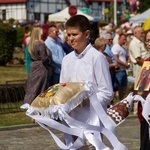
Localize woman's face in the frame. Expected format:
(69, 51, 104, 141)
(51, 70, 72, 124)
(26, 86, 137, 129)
(146, 32, 150, 51)
(99, 44, 106, 52)
(66, 27, 90, 54)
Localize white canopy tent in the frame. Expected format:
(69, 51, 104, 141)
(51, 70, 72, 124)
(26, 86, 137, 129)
(129, 8, 150, 24)
(48, 7, 94, 22)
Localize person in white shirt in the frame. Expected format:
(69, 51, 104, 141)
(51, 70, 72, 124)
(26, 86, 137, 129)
(111, 34, 130, 101)
(113, 27, 123, 45)
(60, 15, 113, 149)
(56, 22, 65, 43)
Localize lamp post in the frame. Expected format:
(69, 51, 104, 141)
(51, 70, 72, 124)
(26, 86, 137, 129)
(114, 0, 117, 26)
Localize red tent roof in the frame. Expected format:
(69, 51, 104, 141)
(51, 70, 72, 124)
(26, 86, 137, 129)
(0, 0, 27, 4)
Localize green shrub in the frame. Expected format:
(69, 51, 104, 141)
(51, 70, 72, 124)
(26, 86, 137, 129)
(15, 27, 25, 48)
(8, 18, 15, 25)
(0, 24, 17, 66)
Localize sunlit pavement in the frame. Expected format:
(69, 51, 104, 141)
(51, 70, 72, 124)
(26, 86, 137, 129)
(0, 115, 139, 150)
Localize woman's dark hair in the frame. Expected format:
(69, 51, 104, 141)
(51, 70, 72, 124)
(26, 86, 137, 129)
(65, 15, 90, 33)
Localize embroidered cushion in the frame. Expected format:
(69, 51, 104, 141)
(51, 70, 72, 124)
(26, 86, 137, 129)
(31, 82, 87, 108)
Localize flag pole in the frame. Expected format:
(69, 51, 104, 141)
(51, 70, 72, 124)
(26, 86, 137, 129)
(114, 0, 117, 26)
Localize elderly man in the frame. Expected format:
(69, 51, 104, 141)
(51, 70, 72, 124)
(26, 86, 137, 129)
(104, 34, 117, 64)
(129, 26, 150, 114)
(129, 26, 149, 82)
(104, 34, 119, 96)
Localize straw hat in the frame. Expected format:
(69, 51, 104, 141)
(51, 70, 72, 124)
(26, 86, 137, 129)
(126, 30, 133, 35)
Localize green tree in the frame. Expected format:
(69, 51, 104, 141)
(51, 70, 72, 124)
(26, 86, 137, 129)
(0, 24, 16, 66)
(138, 0, 150, 13)
(109, 2, 122, 26)
(109, 2, 114, 22)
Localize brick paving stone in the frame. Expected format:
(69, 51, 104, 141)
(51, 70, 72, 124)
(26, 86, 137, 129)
(0, 115, 140, 150)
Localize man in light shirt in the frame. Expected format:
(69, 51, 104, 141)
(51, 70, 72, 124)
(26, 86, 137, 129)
(45, 25, 66, 86)
(129, 26, 150, 114)
(129, 26, 150, 82)
(113, 27, 123, 45)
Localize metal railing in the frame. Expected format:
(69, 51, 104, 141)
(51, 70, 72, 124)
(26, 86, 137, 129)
(0, 80, 26, 113)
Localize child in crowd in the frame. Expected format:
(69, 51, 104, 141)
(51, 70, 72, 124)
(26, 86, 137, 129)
(60, 15, 113, 149)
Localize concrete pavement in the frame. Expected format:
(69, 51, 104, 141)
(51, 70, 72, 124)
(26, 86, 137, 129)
(0, 115, 140, 150)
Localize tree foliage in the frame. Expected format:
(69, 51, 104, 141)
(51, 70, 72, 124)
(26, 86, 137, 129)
(0, 24, 17, 66)
(138, 0, 150, 13)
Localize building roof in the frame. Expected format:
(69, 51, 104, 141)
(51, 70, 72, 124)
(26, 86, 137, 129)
(0, 0, 27, 4)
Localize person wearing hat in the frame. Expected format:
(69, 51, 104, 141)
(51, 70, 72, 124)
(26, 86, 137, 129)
(125, 29, 133, 53)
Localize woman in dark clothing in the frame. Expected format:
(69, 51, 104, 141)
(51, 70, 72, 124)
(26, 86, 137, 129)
(24, 27, 50, 104)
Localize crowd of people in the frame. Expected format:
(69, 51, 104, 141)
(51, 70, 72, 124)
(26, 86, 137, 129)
(23, 15, 150, 150)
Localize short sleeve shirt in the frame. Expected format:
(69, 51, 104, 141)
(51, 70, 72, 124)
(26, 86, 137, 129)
(129, 37, 148, 63)
(111, 43, 128, 70)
